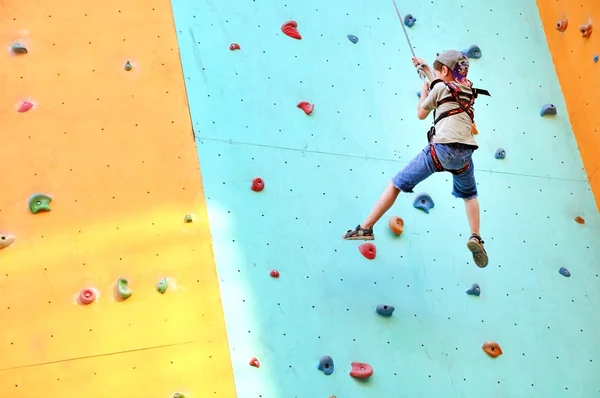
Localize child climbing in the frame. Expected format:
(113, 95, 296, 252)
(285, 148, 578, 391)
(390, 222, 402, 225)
(342, 50, 490, 268)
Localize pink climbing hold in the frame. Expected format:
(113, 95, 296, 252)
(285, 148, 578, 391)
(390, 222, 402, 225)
(297, 101, 314, 115)
(249, 357, 260, 368)
(18, 101, 33, 113)
(358, 243, 376, 260)
(230, 43, 241, 51)
(349, 362, 373, 379)
(281, 21, 302, 40)
(79, 288, 96, 305)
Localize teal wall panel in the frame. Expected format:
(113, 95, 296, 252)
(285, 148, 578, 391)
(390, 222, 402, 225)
(170, 0, 600, 396)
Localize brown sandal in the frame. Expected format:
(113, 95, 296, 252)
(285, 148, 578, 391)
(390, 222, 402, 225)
(343, 225, 375, 241)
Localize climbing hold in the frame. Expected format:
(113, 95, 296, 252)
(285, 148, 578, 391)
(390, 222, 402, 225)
(376, 304, 395, 317)
(540, 104, 557, 117)
(184, 214, 193, 223)
(555, 19, 568, 32)
(172, 394, 186, 398)
(156, 277, 168, 294)
(11, 43, 27, 54)
(466, 283, 481, 296)
(229, 43, 241, 51)
(574, 216, 585, 224)
(559, 267, 571, 277)
(116, 277, 132, 299)
(471, 123, 479, 135)
(462, 44, 482, 59)
(413, 193, 434, 214)
(251, 177, 265, 192)
(417, 91, 421, 98)
(270, 270, 280, 278)
(494, 148, 506, 159)
(482, 341, 503, 358)
(579, 23, 593, 39)
(124, 61, 132, 71)
(349, 362, 373, 379)
(358, 243, 376, 260)
(388, 216, 404, 235)
(594, 55, 599, 63)
(347, 34, 359, 44)
(0, 234, 15, 250)
(318, 355, 334, 375)
(297, 101, 314, 115)
(18, 101, 33, 113)
(249, 357, 260, 368)
(281, 20, 302, 40)
(79, 289, 96, 305)
(403, 14, 416, 27)
(28, 193, 52, 214)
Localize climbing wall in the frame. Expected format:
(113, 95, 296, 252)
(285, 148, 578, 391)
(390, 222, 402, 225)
(171, 0, 600, 397)
(0, 1, 236, 397)
(537, 0, 600, 208)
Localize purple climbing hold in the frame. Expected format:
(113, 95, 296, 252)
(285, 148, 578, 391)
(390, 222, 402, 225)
(347, 34, 359, 44)
(466, 283, 481, 296)
(540, 103, 557, 117)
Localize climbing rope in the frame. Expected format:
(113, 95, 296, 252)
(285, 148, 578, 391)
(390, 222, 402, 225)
(391, 0, 428, 81)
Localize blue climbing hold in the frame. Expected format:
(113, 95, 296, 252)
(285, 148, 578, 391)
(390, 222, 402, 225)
(466, 283, 481, 296)
(540, 104, 557, 117)
(347, 34, 359, 44)
(594, 54, 598, 63)
(376, 304, 395, 317)
(317, 355, 334, 375)
(462, 45, 482, 59)
(495, 148, 506, 159)
(417, 91, 421, 98)
(404, 14, 416, 27)
(413, 193, 434, 214)
(559, 267, 571, 277)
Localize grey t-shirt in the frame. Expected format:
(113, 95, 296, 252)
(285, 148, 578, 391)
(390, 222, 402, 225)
(420, 82, 478, 148)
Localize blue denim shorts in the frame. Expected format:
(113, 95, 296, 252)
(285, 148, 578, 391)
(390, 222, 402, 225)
(391, 143, 478, 199)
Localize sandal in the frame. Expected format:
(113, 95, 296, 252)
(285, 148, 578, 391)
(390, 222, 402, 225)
(467, 234, 488, 268)
(343, 225, 374, 241)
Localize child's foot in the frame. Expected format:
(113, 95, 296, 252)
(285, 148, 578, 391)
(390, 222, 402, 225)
(467, 234, 488, 268)
(343, 225, 374, 240)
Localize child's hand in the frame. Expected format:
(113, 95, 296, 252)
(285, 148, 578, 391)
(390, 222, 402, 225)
(421, 81, 430, 98)
(412, 57, 430, 72)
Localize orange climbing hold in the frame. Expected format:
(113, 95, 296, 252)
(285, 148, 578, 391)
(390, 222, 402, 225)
(349, 362, 373, 378)
(579, 23, 593, 38)
(249, 357, 260, 368)
(555, 19, 568, 32)
(482, 341, 503, 358)
(281, 20, 302, 40)
(574, 216, 585, 224)
(471, 122, 479, 135)
(18, 101, 33, 113)
(358, 243, 376, 260)
(388, 216, 404, 235)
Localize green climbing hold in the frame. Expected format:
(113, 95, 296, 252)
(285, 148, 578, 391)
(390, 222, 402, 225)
(117, 277, 132, 299)
(124, 61, 132, 71)
(184, 214, 193, 223)
(172, 394, 185, 398)
(11, 43, 27, 54)
(28, 193, 52, 214)
(157, 277, 168, 294)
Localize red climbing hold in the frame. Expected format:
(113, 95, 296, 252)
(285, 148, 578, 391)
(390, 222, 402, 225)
(79, 288, 96, 305)
(349, 362, 373, 379)
(249, 357, 260, 368)
(251, 177, 265, 192)
(230, 43, 241, 51)
(281, 20, 302, 40)
(358, 243, 376, 260)
(270, 270, 280, 278)
(297, 101, 314, 115)
(555, 19, 568, 32)
(18, 101, 33, 113)
(580, 23, 593, 38)
(574, 216, 585, 224)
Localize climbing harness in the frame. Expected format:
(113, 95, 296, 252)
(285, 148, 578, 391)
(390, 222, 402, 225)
(426, 79, 491, 175)
(391, 0, 427, 81)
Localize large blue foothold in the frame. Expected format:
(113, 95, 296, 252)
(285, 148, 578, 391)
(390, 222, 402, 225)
(413, 193, 434, 214)
(404, 14, 416, 27)
(466, 283, 481, 296)
(347, 34, 359, 44)
(540, 104, 557, 117)
(495, 148, 506, 159)
(317, 355, 334, 375)
(376, 304, 395, 317)
(462, 44, 482, 59)
(559, 267, 571, 277)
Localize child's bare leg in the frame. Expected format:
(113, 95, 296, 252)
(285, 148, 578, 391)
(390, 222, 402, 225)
(360, 182, 401, 229)
(464, 197, 480, 235)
